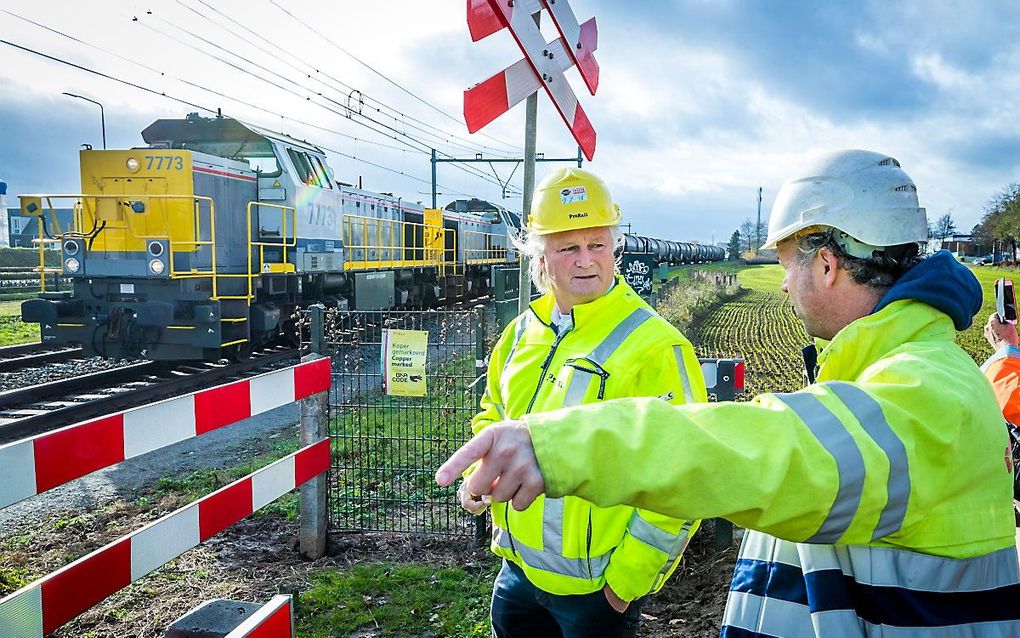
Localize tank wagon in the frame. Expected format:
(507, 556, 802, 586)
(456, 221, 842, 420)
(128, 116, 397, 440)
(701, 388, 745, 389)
(623, 234, 725, 264)
(19, 113, 721, 362)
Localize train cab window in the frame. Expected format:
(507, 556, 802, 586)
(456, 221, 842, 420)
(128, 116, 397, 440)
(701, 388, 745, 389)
(287, 148, 320, 187)
(310, 155, 333, 189)
(246, 155, 282, 177)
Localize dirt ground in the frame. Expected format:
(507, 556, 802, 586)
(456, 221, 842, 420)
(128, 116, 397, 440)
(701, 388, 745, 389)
(12, 510, 735, 637)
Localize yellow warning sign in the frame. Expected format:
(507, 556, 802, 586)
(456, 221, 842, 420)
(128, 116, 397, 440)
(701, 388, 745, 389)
(382, 329, 428, 396)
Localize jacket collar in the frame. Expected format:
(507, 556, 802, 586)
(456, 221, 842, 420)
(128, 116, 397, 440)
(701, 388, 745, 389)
(529, 275, 640, 329)
(816, 299, 957, 382)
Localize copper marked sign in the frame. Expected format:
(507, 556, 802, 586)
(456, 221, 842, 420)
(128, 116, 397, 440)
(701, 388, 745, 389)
(383, 329, 428, 396)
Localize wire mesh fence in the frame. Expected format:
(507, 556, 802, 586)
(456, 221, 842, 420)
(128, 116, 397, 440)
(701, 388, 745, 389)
(299, 305, 494, 539)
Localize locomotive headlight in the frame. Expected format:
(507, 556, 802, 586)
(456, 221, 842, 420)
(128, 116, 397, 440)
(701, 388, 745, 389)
(126, 157, 140, 173)
(147, 241, 164, 256)
(148, 259, 165, 275)
(63, 240, 79, 256)
(64, 258, 80, 273)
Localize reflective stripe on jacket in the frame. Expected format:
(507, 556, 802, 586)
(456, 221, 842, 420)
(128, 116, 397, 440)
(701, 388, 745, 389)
(473, 276, 707, 601)
(525, 298, 1020, 636)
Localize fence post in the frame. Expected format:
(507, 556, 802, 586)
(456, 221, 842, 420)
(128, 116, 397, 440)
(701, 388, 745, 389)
(472, 305, 489, 549)
(309, 304, 325, 356)
(299, 305, 329, 559)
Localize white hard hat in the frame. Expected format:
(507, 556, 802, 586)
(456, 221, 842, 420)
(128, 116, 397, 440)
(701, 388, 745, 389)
(762, 149, 928, 252)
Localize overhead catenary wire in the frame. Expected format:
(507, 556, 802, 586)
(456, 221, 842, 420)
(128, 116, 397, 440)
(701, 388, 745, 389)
(266, 0, 522, 155)
(182, 0, 519, 160)
(135, 9, 519, 194)
(0, 37, 481, 198)
(0, 8, 417, 156)
(1, 6, 519, 197)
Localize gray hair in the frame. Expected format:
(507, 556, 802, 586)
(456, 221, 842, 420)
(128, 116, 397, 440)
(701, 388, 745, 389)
(520, 225, 624, 294)
(793, 231, 922, 289)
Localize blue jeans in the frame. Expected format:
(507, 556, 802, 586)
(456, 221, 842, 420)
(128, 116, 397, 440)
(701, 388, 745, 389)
(490, 560, 645, 638)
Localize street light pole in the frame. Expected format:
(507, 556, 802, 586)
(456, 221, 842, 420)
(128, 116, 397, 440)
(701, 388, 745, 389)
(62, 92, 106, 149)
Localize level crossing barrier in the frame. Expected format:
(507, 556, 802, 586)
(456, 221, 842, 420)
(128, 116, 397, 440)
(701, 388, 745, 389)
(222, 595, 294, 638)
(165, 594, 294, 638)
(0, 357, 331, 638)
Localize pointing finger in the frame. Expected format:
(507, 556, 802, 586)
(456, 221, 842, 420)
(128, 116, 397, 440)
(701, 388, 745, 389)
(436, 428, 495, 487)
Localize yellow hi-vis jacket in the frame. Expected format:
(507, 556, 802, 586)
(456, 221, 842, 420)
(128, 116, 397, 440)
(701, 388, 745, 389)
(523, 297, 1020, 636)
(472, 276, 707, 602)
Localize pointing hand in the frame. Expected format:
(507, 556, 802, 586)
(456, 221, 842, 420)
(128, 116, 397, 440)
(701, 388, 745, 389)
(436, 422, 545, 511)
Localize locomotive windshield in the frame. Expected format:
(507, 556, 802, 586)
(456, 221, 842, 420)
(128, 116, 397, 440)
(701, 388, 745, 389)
(165, 139, 283, 178)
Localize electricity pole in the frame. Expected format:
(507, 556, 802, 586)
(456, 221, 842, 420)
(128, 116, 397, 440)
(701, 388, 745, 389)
(755, 186, 763, 254)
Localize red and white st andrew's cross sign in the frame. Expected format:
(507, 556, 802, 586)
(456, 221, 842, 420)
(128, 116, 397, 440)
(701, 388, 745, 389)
(465, 0, 600, 161)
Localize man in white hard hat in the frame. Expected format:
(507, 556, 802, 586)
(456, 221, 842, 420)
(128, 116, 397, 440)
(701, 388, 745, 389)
(460, 167, 708, 637)
(438, 150, 1020, 637)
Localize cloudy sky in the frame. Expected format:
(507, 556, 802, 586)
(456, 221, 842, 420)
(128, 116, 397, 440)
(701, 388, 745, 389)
(1, 0, 1019, 244)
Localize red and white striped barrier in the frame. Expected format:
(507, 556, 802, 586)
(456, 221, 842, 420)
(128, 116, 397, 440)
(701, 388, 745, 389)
(0, 357, 330, 510)
(0, 439, 329, 638)
(224, 595, 294, 638)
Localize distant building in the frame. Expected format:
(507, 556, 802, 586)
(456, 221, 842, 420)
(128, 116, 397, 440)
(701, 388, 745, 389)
(8, 207, 75, 249)
(931, 234, 975, 256)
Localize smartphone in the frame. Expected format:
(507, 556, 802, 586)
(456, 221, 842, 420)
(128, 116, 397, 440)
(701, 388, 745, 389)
(996, 278, 1017, 324)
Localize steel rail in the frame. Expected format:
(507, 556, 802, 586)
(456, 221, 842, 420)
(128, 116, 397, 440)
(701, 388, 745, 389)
(0, 343, 85, 372)
(0, 347, 299, 443)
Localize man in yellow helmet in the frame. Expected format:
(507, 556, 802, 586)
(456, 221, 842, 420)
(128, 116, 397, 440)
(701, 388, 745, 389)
(440, 151, 1020, 637)
(458, 167, 707, 637)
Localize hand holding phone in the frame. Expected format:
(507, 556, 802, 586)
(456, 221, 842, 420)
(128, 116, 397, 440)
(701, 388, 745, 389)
(995, 278, 1017, 324)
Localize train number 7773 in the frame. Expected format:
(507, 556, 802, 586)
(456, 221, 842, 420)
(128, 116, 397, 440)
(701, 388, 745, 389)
(144, 155, 185, 170)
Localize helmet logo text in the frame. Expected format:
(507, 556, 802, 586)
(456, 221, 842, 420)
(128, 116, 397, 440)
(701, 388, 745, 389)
(560, 186, 588, 204)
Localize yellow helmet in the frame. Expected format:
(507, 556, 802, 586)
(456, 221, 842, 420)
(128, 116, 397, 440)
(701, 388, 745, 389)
(526, 167, 621, 235)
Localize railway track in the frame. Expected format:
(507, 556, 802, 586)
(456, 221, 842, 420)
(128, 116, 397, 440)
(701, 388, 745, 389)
(0, 346, 301, 443)
(0, 342, 84, 372)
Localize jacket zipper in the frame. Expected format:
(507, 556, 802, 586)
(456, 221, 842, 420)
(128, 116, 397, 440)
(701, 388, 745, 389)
(586, 507, 594, 580)
(524, 325, 571, 415)
(506, 317, 569, 560)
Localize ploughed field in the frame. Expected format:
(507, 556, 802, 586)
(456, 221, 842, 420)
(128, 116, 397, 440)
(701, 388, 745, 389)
(690, 264, 807, 395)
(693, 262, 1001, 397)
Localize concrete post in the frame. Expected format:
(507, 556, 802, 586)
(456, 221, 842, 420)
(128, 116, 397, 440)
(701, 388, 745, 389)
(299, 384, 329, 559)
(299, 306, 329, 558)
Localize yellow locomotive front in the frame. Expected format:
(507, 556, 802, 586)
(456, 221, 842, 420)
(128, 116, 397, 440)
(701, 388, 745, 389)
(21, 146, 278, 360)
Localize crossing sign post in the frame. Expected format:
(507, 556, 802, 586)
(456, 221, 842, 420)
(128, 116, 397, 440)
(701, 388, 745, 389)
(465, 0, 601, 312)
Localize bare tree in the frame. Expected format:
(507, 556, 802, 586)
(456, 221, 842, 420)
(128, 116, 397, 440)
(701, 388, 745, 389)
(739, 218, 756, 253)
(932, 212, 957, 241)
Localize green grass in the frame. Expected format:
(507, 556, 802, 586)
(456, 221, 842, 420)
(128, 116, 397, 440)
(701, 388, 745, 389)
(297, 563, 496, 638)
(0, 565, 30, 594)
(735, 264, 785, 292)
(153, 435, 303, 519)
(0, 299, 38, 346)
